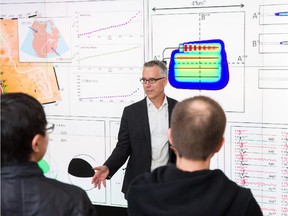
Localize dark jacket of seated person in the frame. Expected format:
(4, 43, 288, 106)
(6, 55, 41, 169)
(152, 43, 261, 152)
(1, 92, 98, 216)
(127, 96, 263, 216)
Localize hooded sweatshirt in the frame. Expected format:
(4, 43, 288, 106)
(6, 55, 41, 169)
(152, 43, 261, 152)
(127, 164, 263, 216)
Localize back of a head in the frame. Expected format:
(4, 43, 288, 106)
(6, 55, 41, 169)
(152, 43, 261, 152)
(171, 95, 226, 160)
(1, 92, 47, 166)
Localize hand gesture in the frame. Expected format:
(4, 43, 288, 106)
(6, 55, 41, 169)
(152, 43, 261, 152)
(91, 165, 110, 189)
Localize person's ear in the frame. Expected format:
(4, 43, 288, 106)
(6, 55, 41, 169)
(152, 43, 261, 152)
(163, 77, 168, 87)
(30, 133, 48, 162)
(31, 134, 42, 153)
(168, 128, 173, 145)
(168, 128, 178, 155)
(215, 137, 224, 153)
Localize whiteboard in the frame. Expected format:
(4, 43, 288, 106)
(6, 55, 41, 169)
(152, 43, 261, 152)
(1, 0, 288, 214)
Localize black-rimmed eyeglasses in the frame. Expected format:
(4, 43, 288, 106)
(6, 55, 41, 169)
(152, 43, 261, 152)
(46, 123, 55, 134)
(140, 77, 165, 84)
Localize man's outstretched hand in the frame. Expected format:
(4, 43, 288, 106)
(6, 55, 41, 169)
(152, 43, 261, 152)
(91, 165, 110, 189)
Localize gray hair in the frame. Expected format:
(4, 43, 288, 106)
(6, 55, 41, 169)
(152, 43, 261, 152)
(143, 60, 167, 77)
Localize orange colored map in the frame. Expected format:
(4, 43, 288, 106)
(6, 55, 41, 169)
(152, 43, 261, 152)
(32, 20, 60, 58)
(0, 19, 60, 104)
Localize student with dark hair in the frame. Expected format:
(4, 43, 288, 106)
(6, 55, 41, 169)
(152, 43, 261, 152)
(127, 96, 263, 216)
(1, 92, 98, 216)
(91, 60, 178, 199)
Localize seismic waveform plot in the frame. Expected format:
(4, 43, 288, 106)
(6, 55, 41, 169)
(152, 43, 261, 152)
(169, 39, 229, 90)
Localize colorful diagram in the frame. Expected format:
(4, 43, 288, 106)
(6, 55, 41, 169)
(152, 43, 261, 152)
(0, 19, 61, 104)
(169, 39, 229, 90)
(19, 17, 71, 62)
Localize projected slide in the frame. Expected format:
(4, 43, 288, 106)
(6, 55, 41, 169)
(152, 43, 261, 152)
(2, 0, 288, 213)
(150, 11, 245, 113)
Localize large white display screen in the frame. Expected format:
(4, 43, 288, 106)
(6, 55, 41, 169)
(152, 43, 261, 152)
(1, 0, 287, 215)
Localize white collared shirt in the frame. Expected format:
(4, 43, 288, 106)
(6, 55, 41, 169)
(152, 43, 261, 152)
(147, 97, 169, 171)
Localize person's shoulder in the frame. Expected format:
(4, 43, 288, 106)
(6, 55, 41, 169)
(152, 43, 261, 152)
(130, 171, 153, 186)
(213, 170, 258, 203)
(44, 177, 88, 197)
(131, 165, 171, 186)
(166, 96, 178, 104)
(230, 182, 263, 215)
(44, 178, 97, 211)
(124, 98, 146, 110)
(212, 170, 262, 215)
(127, 165, 174, 202)
(166, 96, 178, 101)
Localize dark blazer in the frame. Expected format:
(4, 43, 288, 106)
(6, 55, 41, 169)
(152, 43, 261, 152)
(104, 96, 178, 197)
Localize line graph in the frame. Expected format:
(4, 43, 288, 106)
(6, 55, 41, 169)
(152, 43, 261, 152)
(73, 9, 144, 68)
(76, 10, 143, 38)
(230, 125, 288, 216)
(78, 11, 141, 37)
(75, 73, 143, 103)
(76, 44, 143, 67)
(68, 68, 145, 117)
(79, 88, 140, 102)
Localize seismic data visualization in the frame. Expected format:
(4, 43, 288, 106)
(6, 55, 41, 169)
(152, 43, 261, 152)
(169, 39, 229, 90)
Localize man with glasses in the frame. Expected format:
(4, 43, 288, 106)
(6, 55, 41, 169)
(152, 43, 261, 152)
(1, 93, 98, 216)
(92, 60, 178, 199)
